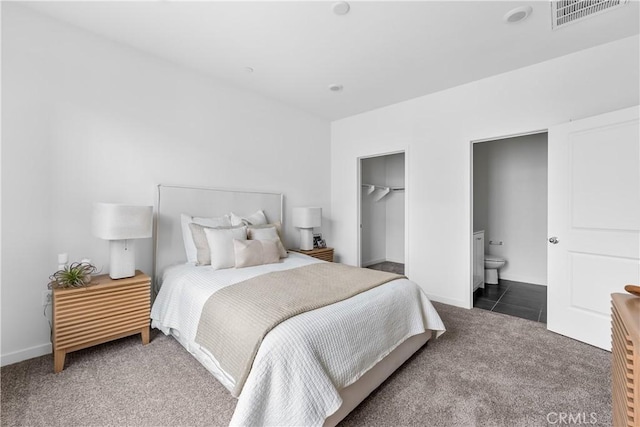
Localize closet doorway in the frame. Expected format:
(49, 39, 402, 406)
(358, 152, 406, 275)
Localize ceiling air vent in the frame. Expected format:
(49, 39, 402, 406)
(551, 0, 629, 29)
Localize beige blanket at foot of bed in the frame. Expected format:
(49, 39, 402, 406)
(195, 262, 405, 397)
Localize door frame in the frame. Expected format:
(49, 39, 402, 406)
(469, 129, 547, 309)
(357, 149, 409, 277)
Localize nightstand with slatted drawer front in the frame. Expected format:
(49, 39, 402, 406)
(52, 270, 151, 373)
(611, 292, 639, 427)
(289, 247, 334, 262)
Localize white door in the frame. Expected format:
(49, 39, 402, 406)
(548, 106, 640, 350)
(473, 231, 485, 290)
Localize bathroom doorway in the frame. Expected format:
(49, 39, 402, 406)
(471, 132, 548, 323)
(358, 152, 406, 275)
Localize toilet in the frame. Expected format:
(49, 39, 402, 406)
(484, 255, 506, 285)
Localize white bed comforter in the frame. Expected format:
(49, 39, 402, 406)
(151, 253, 445, 426)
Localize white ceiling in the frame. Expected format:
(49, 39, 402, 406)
(22, 1, 640, 120)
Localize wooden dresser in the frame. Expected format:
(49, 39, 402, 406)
(52, 270, 151, 373)
(611, 293, 640, 427)
(289, 247, 334, 262)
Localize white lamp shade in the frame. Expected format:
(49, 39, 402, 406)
(92, 203, 153, 240)
(292, 207, 322, 228)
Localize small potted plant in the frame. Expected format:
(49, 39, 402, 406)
(48, 262, 98, 289)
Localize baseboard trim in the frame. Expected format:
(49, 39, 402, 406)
(1, 343, 52, 367)
(499, 273, 547, 286)
(424, 293, 468, 309)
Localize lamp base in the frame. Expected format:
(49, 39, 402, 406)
(109, 239, 136, 279)
(299, 228, 314, 251)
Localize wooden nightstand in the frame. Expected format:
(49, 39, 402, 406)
(289, 247, 334, 262)
(611, 293, 639, 427)
(52, 270, 151, 373)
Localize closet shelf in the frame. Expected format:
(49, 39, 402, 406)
(361, 184, 405, 201)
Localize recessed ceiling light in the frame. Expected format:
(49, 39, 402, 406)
(328, 84, 343, 92)
(244, 67, 254, 73)
(503, 6, 533, 23)
(332, 1, 350, 16)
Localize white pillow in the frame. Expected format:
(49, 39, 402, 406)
(181, 213, 231, 263)
(204, 226, 248, 270)
(229, 210, 268, 227)
(189, 223, 246, 266)
(233, 239, 280, 268)
(247, 225, 287, 258)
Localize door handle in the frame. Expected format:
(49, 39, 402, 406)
(548, 236, 559, 244)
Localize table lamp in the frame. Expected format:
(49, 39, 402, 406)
(92, 203, 153, 279)
(292, 207, 321, 251)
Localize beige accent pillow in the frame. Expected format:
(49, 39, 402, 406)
(230, 210, 268, 227)
(247, 224, 287, 258)
(204, 226, 248, 270)
(233, 239, 280, 268)
(248, 221, 283, 238)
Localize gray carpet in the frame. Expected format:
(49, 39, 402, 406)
(1, 302, 611, 426)
(366, 262, 405, 275)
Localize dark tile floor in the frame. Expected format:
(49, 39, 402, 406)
(366, 261, 405, 275)
(474, 279, 547, 323)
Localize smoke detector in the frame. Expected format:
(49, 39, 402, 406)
(332, 2, 350, 16)
(504, 6, 533, 23)
(551, 0, 629, 29)
(328, 84, 343, 92)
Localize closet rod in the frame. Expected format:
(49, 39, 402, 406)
(361, 184, 405, 191)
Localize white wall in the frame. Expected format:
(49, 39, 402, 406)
(1, 4, 331, 365)
(384, 153, 404, 263)
(473, 133, 548, 285)
(361, 156, 387, 265)
(472, 146, 489, 235)
(331, 35, 639, 308)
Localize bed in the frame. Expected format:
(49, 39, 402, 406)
(150, 185, 445, 426)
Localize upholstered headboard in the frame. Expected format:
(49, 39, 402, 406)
(153, 184, 283, 291)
